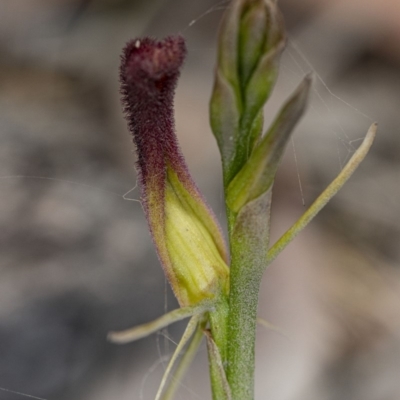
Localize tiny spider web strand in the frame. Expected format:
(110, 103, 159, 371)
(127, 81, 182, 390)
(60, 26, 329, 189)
(291, 138, 306, 206)
(0, 387, 48, 400)
(140, 355, 170, 400)
(183, 0, 231, 31)
(289, 39, 375, 123)
(0, 175, 140, 202)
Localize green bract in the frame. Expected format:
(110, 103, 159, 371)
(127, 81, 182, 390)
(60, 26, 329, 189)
(226, 76, 311, 213)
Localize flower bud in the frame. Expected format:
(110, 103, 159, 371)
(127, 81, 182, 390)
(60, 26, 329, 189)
(210, 0, 285, 185)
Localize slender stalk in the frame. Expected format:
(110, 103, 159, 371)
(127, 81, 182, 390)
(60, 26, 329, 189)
(227, 261, 263, 400)
(226, 190, 272, 400)
(155, 315, 201, 400)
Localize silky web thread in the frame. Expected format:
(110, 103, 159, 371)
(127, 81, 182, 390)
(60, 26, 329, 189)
(0, 387, 48, 400)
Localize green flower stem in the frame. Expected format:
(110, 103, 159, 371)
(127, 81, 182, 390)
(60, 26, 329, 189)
(227, 261, 263, 400)
(223, 123, 376, 400)
(266, 122, 377, 265)
(226, 190, 272, 400)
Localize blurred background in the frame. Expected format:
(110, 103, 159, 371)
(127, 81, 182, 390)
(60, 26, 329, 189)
(0, 0, 399, 399)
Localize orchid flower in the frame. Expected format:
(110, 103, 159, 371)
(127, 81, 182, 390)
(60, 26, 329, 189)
(108, 1, 377, 399)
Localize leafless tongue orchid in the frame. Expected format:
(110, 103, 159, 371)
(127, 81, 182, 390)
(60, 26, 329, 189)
(108, 3, 377, 399)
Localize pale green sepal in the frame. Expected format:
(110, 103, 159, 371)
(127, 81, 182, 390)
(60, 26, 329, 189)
(162, 316, 207, 400)
(227, 75, 311, 213)
(164, 166, 230, 306)
(155, 315, 201, 400)
(107, 304, 209, 344)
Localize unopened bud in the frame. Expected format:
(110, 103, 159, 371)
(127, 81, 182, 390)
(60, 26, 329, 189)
(210, 0, 285, 185)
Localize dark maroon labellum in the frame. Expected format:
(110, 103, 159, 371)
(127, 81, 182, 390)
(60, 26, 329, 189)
(120, 36, 187, 190)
